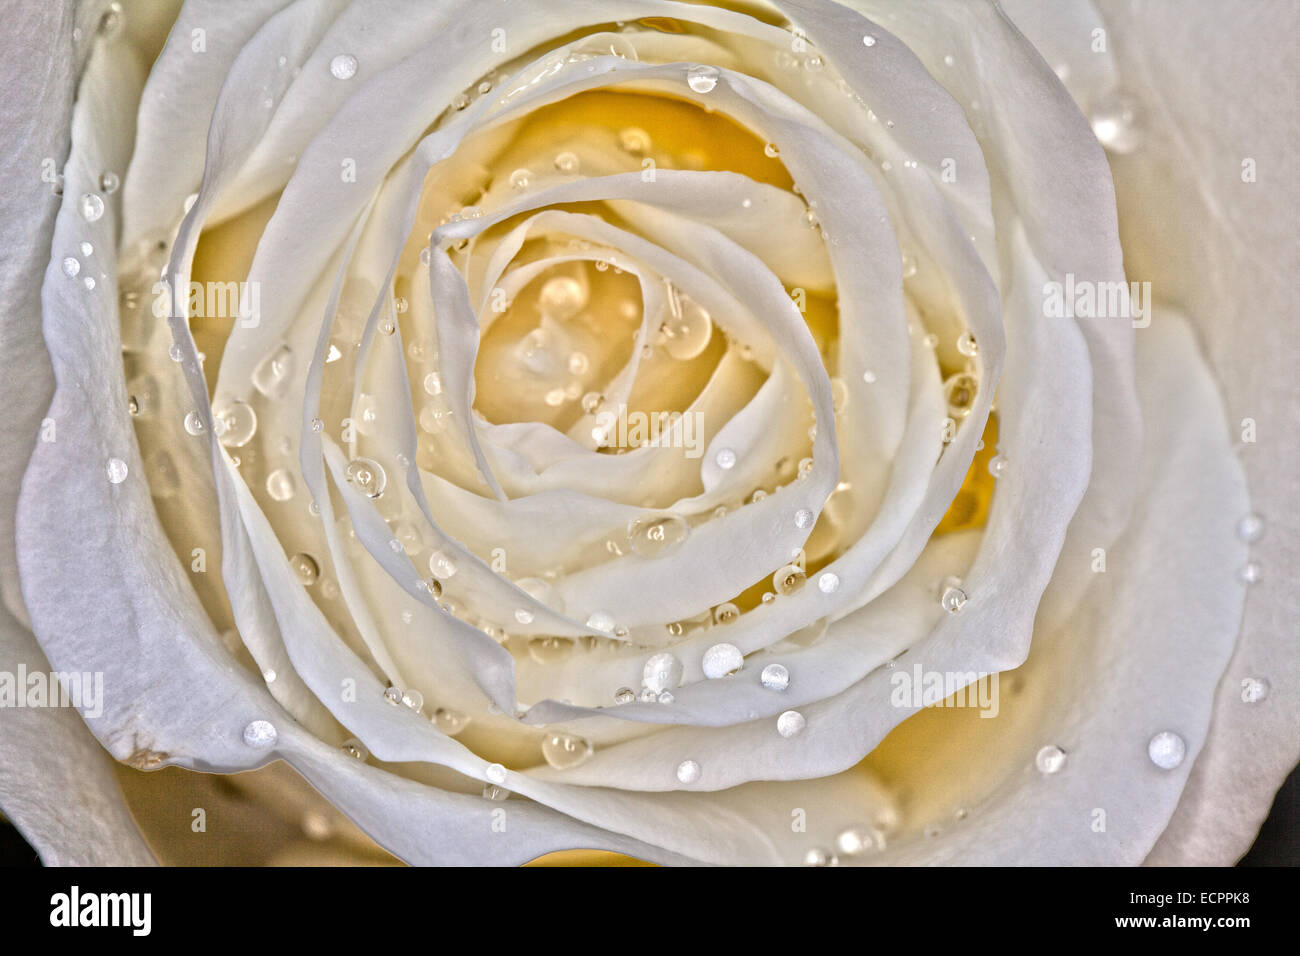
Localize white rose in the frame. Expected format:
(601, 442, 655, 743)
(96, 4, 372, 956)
(0, 0, 1293, 866)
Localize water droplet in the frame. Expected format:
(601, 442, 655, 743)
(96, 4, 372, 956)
(1239, 562, 1262, 584)
(61, 257, 80, 278)
(761, 663, 790, 691)
(542, 732, 592, 770)
(1237, 513, 1264, 543)
(1241, 677, 1270, 703)
(262, 669, 277, 683)
(509, 167, 533, 190)
(105, 457, 128, 483)
(82, 276, 96, 291)
(97, 2, 123, 37)
(382, 686, 402, 706)
(614, 686, 636, 704)
(310, 418, 323, 433)
(587, 611, 616, 633)
(862, 370, 877, 384)
(127, 395, 140, 416)
(940, 584, 968, 613)
(345, 457, 386, 497)
(265, 467, 297, 501)
(777, 710, 806, 738)
(1090, 90, 1143, 154)
(400, 688, 424, 713)
(956, 331, 978, 357)
(341, 738, 369, 761)
(715, 447, 737, 470)
(642, 653, 684, 693)
(182, 412, 208, 440)
(987, 455, 1008, 478)
(675, 759, 701, 784)
(835, 826, 884, 856)
(686, 64, 719, 93)
(817, 571, 840, 594)
(242, 719, 277, 748)
(618, 126, 651, 155)
(660, 283, 713, 360)
(1035, 744, 1066, 774)
(330, 53, 358, 80)
(714, 602, 740, 625)
(773, 564, 807, 596)
(484, 763, 508, 784)
(79, 193, 104, 222)
(1148, 731, 1186, 769)
(862, 35, 877, 47)
(794, 508, 814, 530)
(289, 552, 319, 586)
(553, 151, 580, 173)
(803, 847, 833, 866)
(212, 399, 257, 447)
(251, 345, 294, 397)
(702, 642, 743, 679)
(432, 707, 469, 735)
(428, 550, 457, 580)
(98, 170, 120, 194)
(627, 513, 689, 557)
(797, 457, 814, 479)
(763, 142, 780, 159)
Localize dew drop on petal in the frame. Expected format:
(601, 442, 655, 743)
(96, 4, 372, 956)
(341, 738, 369, 761)
(428, 550, 457, 580)
(183, 410, 206, 436)
(773, 563, 807, 596)
(329, 53, 358, 79)
(713, 602, 740, 625)
(862, 34, 877, 47)
(987, 455, 1008, 478)
(715, 447, 737, 470)
(940, 585, 968, 613)
(553, 151, 580, 173)
(542, 732, 592, 770)
(344, 457, 387, 497)
(1035, 744, 1066, 774)
(817, 571, 840, 594)
(1237, 513, 1264, 543)
(1147, 731, 1185, 769)
(289, 552, 319, 586)
(1090, 90, 1143, 154)
(1241, 677, 1270, 703)
(432, 708, 469, 735)
(265, 467, 297, 501)
(614, 686, 636, 704)
(794, 508, 814, 530)
(61, 257, 80, 278)
(777, 710, 806, 738)
(242, 720, 277, 749)
(485, 763, 508, 784)
(79, 193, 104, 222)
(675, 759, 701, 784)
(587, 611, 616, 633)
(1239, 562, 1263, 585)
(761, 663, 790, 691)
(509, 167, 533, 190)
(251, 345, 294, 397)
(627, 513, 689, 557)
(686, 64, 719, 93)
(105, 457, 128, 484)
(213, 399, 258, 447)
(642, 652, 684, 693)
(702, 642, 743, 679)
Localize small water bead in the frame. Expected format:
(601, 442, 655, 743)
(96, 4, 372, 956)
(424, 577, 443, 599)
(660, 286, 714, 361)
(61, 256, 80, 278)
(242, 720, 277, 749)
(642, 653, 684, 693)
(97, 2, 124, 37)
(105, 457, 128, 484)
(289, 552, 319, 586)
(567, 351, 590, 376)
(956, 331, 979, 357)
(686, 64, 719, 93)
(1035, 744, 1067, 774)
(763, 142, 780, 159)
(702, 642, 744, 679)
(675, 759, 701, 784)
(535, 730, 598, 776)
(1241, 677, 1270, 703)
(817, 571, 840, 594)
(902, 254, 919, 280)
(862, 34, 877, 47)
(944, 372, 979, 419)
(940, 584, 968, 614)
(538, 275, 587, 321)
(713, 602, 740, 625)
(509, 167, 533, 190)
(484, 763, 508, 785)
(658, 690, 675, 704)
(182, 410, 205, 436)
(627, 513, 690, 557)
(213, 399, 258, 447)
(749, 489, 768, 504)
(761, 663, 790, 691)
(862, 370, 877, 384)
(773, 564, 807, 596)
(265, 468, 297, 501)
(383, 686, 402, 706)
(79, 193, 105, 222)
(713, 448, 738, 471)
(587, 611, 617, 633)
(82, 276, 96, 291)
(1148, 731, 1186, 770)
(797, 457, 814, 479)
(553, 151, 580, 173)
(803, 847, 833, 866)
(80, 241, 94, 256)
(127, 395, 140, 416)
(311, 418, 323, 433)
(922, 332, 938, 349)
(528, 637, 574, 664)
(344, 457, 387, 497)
(401, 689, 424, 713)
(777, 710, 806, 738)
(794, 508, 814, 530)
(329, 53, 358, 80)
(428, 551, 457, 580)
(987, 455, 1008, 478)
(614, 686, 636, 704)
(581, 392, 602, 414)
(1090, 90, 1143, 154)
(432, 707, 469, 735)
(618, 126, 651, 154)
(341, 738, 369, 761)
(761, 592, 776, 605)
(251, 345, 294, 397)
(1237, 513, 1264, 543)
(1239, 562, 1263, 584)
(835, 826, 884, 856)
(544, 388, 566, 407)
(99, 171, 120, 194)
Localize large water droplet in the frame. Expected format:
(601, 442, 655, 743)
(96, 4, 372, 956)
(251, 345, 294, 397)
(1035, 744, 1067, 774)
(660, 283, 713, 360)
(265, 467, 297, 501)
(213, 399, 258, 447)
(675, 759, 701, 783)
(1240, 677, 1270, 703)
(702, 642, 743, 679)
(777, 710, 806, 738)
(542, 732, 592, 770)
(1237, 513, 1264, 543)
(428, 550, 457, 580)
(330, 53, 358, 80)
(773, 564, 807, 596)
(761, 663, 790, 691)
(627, 513, 689, 557)
(79, 193, 105, 222)
(345, 457, 387, 497)
(289, 552, 319, 586)
(105, 457, 128, 484)
(539, 276, 587, 321)
(1147, 731, 1185, 769)
(686, 65, 719, 93)
(432, 708, 469, 735)
(642, 653, 684, 693)
(242, 719, 277, 748)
